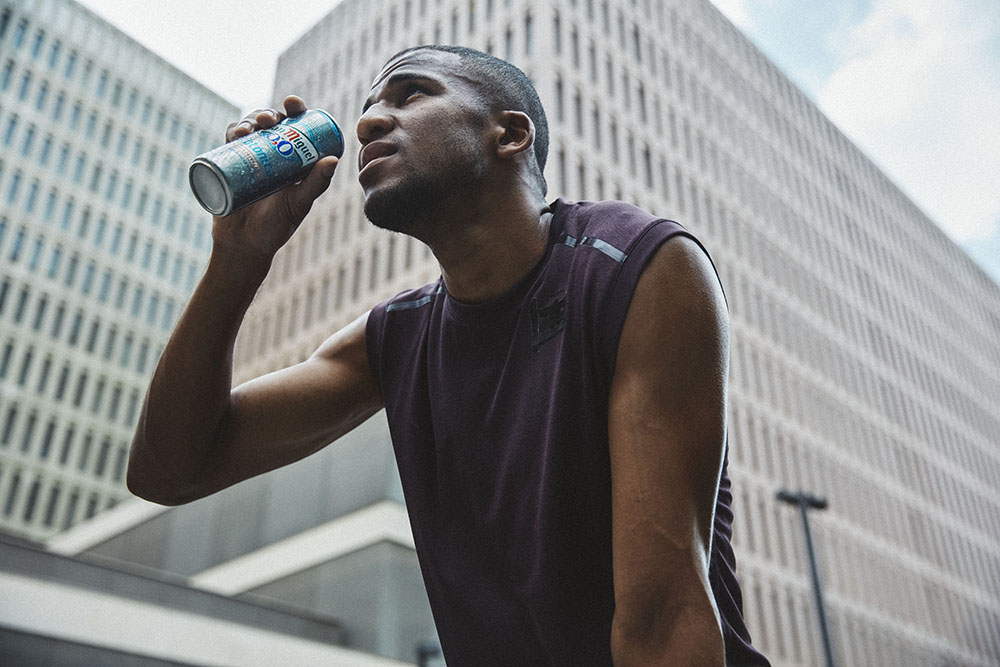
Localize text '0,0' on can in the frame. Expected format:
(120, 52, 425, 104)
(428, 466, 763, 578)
(189, 109, 344, 216)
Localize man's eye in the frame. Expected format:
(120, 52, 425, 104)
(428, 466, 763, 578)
(403, 86, 425, 100)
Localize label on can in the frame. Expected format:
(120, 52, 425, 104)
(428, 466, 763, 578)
(189, 109, 344, 216)
(260, 125, 318, 165)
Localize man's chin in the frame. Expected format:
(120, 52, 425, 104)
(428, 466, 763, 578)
(363, 183, 434, 234)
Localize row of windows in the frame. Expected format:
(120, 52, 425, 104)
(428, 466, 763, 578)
(0, 270, 181, 344)
(731, 321, 1000, 553)
(0, 20, 212, 155)
(0, 111, 189, 197)
(0, 463, 124, 533)
(0, 218, 203, 296)
(728, 234, 999, 472)
(0, 387, 139, 469)
(732, 200, 999, 457)
(732, 376, 1000, 593)
(0, 286, 164, 377)
(740, 567, 995, 666)
(731, 389, 1000, 606)
(0, 122, 196, 238)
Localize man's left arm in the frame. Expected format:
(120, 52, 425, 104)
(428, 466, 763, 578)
(608, 235, 729, 666)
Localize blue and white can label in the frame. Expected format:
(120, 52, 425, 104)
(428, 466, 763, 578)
(189, 109, 344, 216)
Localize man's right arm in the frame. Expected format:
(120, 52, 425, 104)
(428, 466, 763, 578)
(127, 97, 383, 506)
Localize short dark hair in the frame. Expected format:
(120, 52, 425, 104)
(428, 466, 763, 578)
(384, 45, 549, 196)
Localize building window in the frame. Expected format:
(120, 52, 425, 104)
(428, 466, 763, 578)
(34, 82, 48, 111)
(0, 8, 11, 41)
(16, 347, 34, 386)
(31, 297, 48, 332)
(0, 59, 14, 91)
(42, 485, 61, 527)
(67, 309, 83, 347)
(4, 114, 19, 145)
(102, 326, 118, 360)
(59, 426, 75, 465)
(1, 405, 18, 446)
(0, 341, 13, 379)
(17, 71, 32, 100)
(524, 13, 533, 55)
(47, 40, 61, 70)
(23, 181, 38, 214)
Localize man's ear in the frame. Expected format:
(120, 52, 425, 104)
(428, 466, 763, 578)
(494, 110, 535, 160)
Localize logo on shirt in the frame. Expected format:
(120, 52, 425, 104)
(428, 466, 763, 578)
(529, 294, 567, 351)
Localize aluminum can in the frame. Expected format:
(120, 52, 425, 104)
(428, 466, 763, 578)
(189, 109, 344, 216)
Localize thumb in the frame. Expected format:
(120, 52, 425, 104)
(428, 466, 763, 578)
(291, 156, 338, 210)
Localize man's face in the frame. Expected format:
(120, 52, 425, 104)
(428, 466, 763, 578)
(357, 49, 491, 233)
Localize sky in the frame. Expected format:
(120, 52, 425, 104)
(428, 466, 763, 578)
(77, 0, 1000, 285)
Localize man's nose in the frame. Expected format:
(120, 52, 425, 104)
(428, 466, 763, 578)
(357, 105, 393, 144)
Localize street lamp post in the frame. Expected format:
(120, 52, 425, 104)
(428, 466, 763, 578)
(777, 489, 836, 667)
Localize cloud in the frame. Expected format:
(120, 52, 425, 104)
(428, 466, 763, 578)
(817, 0, 1000, 242)
(710, 0, 755, 32)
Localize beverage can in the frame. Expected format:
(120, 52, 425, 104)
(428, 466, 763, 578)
(189, 109, 344, 216)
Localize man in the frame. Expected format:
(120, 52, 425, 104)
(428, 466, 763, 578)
(128, 46, 769, 665)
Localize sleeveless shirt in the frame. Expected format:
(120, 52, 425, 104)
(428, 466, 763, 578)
(366, 199, 769, 666)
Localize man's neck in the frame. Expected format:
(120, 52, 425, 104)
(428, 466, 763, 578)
(424, 189, 552, 304)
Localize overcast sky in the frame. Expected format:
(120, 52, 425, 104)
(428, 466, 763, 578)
(77, 0, 1000, 285)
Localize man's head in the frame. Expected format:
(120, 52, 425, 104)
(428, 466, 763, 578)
(357, 46, 549, 233)
(385, 45, 549, 195)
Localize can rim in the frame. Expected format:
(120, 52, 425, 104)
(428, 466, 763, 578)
(189, 157, 233, 216)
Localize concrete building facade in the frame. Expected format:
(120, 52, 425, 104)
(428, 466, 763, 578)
(0, 0, 239, 541)
(11, 0, 1000, 665)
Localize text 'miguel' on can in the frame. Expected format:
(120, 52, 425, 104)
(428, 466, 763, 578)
(189, 109, 345, 216)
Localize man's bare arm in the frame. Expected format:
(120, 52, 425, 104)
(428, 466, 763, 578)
(608, 235, 729, 666)
(127, 97, 382, 505)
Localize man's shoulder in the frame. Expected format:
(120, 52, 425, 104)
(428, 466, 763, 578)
(553, 198, 688, 260)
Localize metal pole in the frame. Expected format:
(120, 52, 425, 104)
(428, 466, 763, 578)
(777, 490, 835, 667)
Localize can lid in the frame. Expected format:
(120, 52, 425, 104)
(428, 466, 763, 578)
(190, 162, 229, 215)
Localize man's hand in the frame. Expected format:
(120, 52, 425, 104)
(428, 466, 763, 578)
(211, 95, 340, 271)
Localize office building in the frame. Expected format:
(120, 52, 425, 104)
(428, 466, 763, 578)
(0, 0, 239, 540)
(20, 0, 1000, 665)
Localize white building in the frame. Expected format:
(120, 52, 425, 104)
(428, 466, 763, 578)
(0, 0, 238, 540)
(14, 0, 1000, 665)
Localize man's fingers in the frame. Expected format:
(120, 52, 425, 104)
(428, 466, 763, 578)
(254, 110, 281, 129)
(225, 107, 285, 142)
(221, 96, 309, 144)
(283, 95, 307, 117)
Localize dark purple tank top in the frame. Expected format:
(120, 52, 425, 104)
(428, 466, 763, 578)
(367, 199, 769, 666)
